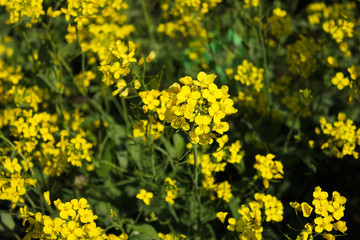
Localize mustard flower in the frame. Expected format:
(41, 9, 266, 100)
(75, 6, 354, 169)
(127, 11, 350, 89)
(216, 212, 228, 223)
(331, 72, 349, 90)
(136, 189, 153, 205)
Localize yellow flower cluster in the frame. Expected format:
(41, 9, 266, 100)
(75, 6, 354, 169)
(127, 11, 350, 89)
(234, 60, 264, 92)
(254, 193, 284, 222)
(188, 135, 244, 202)
(306, 2, 357, 25)
(0, 157, 37, 209)
(0, 108, 93, 176)
(226, 202, 263, 240)
(306, 2, 357, 57)
(219, 193, 283, 240)
(316, 113, 360, 159)
(348, 65, 360, 81)
(286, 35, 320, 78)
(158, 232, 186, 240)
(140, 72, 237, 145)
(323, 19, 355, 43)
(212, 135, 244, 164)
(0, 38, 94, 177)
(157, 0, 222, 67)
(41, 129, 93, 176)
(266, 8, 292, 43)
(1, 0, 44, 26)
(331, 66, 360, 97)
(234, 88, 270, 118)
(189, 150, 230, 202)
(164, 177, 178, 205)
(6, 85, 44, 111)
(291, 186, 347, 239)
(243, 0, 259, 9)
(63, 0, 135, 55)
(331, 72, 349, 90)
(0, 59, 22, 85)
(7, 109, 58, 154)
(270, 75, 311, 117)
(98, 40, 137, 92)
(74, 71, 96, 94)
(133, 119, 164, 142)
(20, 198, 128, 240)
(0, 36, 13, 57)
(61, 130, 93, 167)
(254, 153, 284, 188)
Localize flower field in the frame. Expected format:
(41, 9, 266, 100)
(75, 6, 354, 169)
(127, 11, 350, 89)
(1, 0, 360, 239)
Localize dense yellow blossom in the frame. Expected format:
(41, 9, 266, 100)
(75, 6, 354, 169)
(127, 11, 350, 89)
(267, 8, 292, 40)
(188, 135, 244, 202)
(19, 197, 125, 240)
(164, 177, 178, 205)
(157, 0, 222, 66)
(290, 186, 347, 237)
(234, 60, 264, 92)
(286, 35, 320, 78)
(1, 0, 44, 26)
(254, 153, 283, 188)
(223, 192, 283, 240)
(158, 232, 186, 240)
(316, 113, 360, 159)
(0, 157, 37, 209)
(133, 119, 164, 141)
(331, 72, 349, 90)
(140, 72, 237, 145)
(243, 0, 259, 9)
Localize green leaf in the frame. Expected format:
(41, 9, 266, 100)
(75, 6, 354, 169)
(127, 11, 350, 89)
(127, 141, 143, 170)
(173, 133, 185, 157)
(228, 198, 240, 219)
(131, 224, 159, 239)
(36, 72, 61, 93)
(303, 155, 317, 173)
(0, 212, 15, 230)
(116, 151, 128, 169)
(226, 29, 234, 42)
(215, 65, 227, 84)
(233, 33, 243, 46)
(96, 140, 112, 177)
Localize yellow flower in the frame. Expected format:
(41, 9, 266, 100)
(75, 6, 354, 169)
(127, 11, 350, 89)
(136, 189, 153, 205)
(112, 79, 128, 97)
(333, 220, 347, 233)
(194, 115, 212, 135)
(134, 80, 141, 89)
(216, 212, 228, 223)
(301, 202, 313, 217)
(322, 233, 335, 240)
(216, 181, 233, 202)
(146, 51, 156, 62)
(314, 215, 334, 233)
(331, 72, 349, 90)
(43, 191, 51, 206)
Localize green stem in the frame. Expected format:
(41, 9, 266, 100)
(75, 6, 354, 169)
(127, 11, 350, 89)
(21, 30, 38, 69)
(140, 0, 156, 44)
(25, 193, 37, 211)
(258, 0, 272, 109)
(76, 26, 87, 96)
(193, 144, 199, 192)
(282, 112, 301, 153)
(192, 143, 201, 230)
(147, 121, 156, 177)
